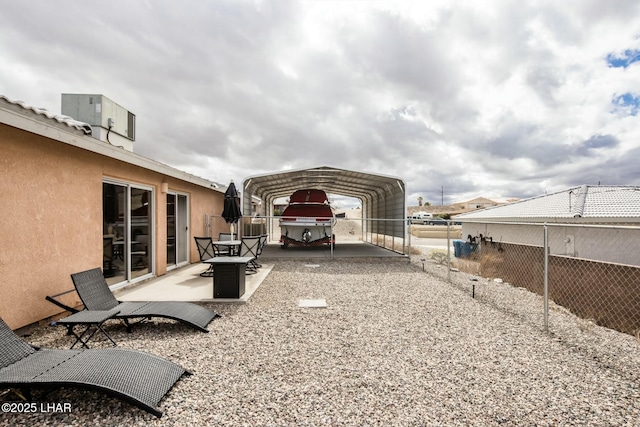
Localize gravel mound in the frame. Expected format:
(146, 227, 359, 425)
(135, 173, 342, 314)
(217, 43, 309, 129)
(3, 259, 640, 426)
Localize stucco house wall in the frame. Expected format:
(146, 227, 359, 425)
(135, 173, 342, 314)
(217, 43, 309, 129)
(0, 115, 224, 329)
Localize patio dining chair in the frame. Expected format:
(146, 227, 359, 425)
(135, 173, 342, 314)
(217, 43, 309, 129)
(0, 317, 189, 418)
(255, 234, 268, 268)
(238, 236, 261, 274)
(131, 234, 148, 270)
(194, 237, 217, 277)
(103, 236, 116, 277)
(218, 232, 238, 255)
(69, 268, 220, 333)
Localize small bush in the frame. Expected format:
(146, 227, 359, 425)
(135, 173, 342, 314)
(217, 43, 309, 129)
(430, 250, 449, 265)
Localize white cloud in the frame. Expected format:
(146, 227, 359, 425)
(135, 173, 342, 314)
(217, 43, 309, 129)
(2, 0, 640, 205)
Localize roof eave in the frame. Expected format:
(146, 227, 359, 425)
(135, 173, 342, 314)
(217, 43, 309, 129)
(0, 105, 224, 193)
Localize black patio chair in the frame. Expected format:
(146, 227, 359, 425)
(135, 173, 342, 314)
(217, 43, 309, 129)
(218, 232, 238, 255)
(255, 234, 268, 268)
(0, 317, 189, 418)
(131, 234, 148, 270)
(69, 268, 219, 333)
(194, 237, 217, 277)
(238, 236, 261, 274)
(103, 237, 116, 277)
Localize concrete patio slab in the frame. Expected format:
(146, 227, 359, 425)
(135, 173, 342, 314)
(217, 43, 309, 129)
(114, 262, 273, 304)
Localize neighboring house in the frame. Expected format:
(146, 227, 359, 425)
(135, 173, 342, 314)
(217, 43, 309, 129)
(453, 185, 640, 335)
(455, 185, 640, 266)
(452, 197, 500, 211)
(407, 196, 512, 217)
(0, 94, 227, 329)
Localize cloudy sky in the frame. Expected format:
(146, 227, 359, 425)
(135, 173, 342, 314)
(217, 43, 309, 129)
(2, 0, 639, 207)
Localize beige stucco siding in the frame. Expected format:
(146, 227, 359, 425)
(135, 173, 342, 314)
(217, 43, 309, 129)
(0, 123, 223, 329)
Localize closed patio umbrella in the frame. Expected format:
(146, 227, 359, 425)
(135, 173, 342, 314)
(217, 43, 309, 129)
(222, 181, 242, 238)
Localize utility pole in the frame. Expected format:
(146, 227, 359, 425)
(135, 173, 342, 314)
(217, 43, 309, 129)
(441, 186, 444, 206)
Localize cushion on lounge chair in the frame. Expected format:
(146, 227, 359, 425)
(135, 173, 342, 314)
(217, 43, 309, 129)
(0, 318, 189, 417)
(70, 268, 219, 333)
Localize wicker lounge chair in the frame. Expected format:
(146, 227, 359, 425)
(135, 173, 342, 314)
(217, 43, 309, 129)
(0, 317, 189, 417)
(70, 268, 219, 333)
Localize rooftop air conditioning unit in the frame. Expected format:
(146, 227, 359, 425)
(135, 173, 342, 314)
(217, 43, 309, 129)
(61, 94, 136, 151)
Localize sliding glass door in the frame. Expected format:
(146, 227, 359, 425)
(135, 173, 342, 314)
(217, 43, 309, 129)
(167, 192, 189, 270)
(130, 187, 152, 280)
(103, 182, 126, 285)
(103, 181, 153, 286)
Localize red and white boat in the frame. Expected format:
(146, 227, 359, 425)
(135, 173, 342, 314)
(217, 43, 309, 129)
(279, 189, 336, 248)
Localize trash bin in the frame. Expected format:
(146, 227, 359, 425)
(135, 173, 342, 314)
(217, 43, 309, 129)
(461, 242, 477, 257)
(453, 240, 463, 257)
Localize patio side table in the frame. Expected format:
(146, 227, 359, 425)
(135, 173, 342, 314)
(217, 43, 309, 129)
(204, 256, 254, 298)
(57, 309, 120, 349)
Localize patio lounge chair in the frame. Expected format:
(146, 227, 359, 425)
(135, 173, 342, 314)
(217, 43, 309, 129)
(0, 317, 189, 417)
(69, 268, 219, 333)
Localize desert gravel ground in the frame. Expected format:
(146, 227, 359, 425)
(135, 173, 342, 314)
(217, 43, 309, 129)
(2, 258, 640, 426)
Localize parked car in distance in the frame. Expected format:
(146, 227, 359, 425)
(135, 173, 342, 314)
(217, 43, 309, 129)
(410, 212, 433, 224)
(426, 218, 448, 226)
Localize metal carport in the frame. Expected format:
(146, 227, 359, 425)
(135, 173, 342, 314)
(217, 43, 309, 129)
(242, 165, 407, 254)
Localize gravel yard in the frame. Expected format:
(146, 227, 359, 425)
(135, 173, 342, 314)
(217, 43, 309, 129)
(2, 258, 640, 426)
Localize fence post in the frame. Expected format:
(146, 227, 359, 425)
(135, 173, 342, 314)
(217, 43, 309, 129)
(330, 220, 334, 259)
(407, 219, 412, 258)
(543, 223, 549, 333)
(447, 221, 451, 282)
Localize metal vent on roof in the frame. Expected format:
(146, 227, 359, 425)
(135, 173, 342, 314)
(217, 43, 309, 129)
(571, 185, 588, 218)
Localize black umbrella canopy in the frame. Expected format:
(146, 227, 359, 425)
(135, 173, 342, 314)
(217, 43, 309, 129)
(222, 181, 242, 224)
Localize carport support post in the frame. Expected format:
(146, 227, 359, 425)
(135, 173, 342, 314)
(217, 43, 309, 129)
(543, 223, 549, 333)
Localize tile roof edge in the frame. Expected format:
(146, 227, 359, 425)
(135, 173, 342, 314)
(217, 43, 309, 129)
(0, 94, 92, 135)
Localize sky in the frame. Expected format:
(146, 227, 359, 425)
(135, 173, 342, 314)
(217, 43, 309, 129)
(2, 0, 640, 208)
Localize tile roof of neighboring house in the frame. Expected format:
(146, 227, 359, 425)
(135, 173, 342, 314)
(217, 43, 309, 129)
(456, 197, 497, 205)
(0, 95, 92, 134)
(455, 185, 640, 220)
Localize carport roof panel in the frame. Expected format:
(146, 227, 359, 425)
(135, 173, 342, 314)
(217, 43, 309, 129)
(243, 166, 405, 202)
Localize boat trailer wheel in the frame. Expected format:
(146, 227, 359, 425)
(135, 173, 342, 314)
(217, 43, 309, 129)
(302, 228, 312, 244)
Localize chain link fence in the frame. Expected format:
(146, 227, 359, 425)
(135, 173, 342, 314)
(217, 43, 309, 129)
(414, 221, 640, 338)
(237, 212, 410, 255)
(219, 211, 640, 337)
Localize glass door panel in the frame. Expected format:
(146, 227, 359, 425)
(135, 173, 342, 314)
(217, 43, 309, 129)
(166, 194, 177, 267)
(177, 194, 189, 264)
(167, 193, 189, 269)
(130, 187, 151, 279)
(102, 183, 126, 285)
